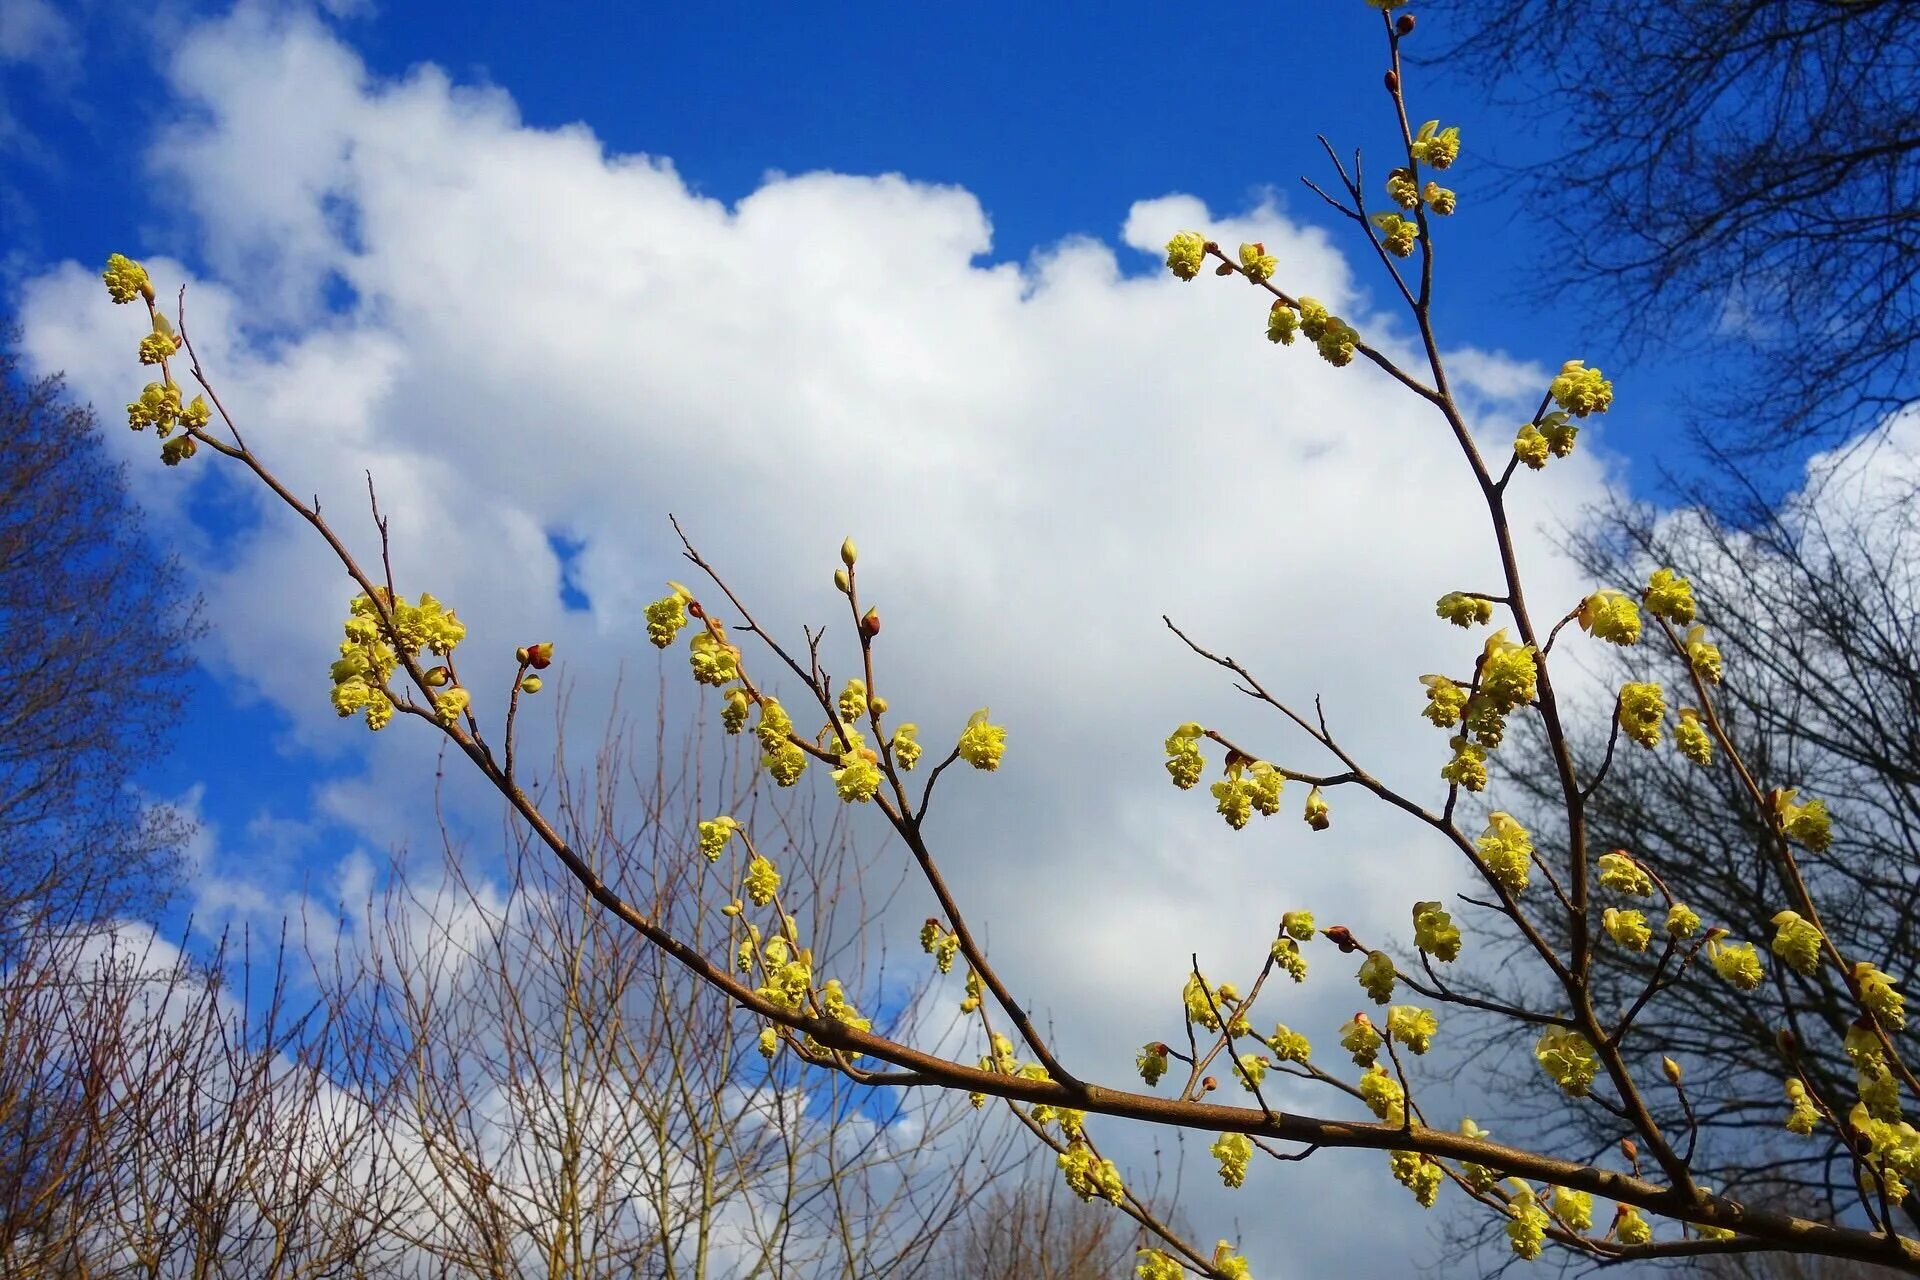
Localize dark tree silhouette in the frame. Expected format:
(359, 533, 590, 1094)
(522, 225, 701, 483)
(0, 334, 200, 930)
(1436, 0, 1920, 453)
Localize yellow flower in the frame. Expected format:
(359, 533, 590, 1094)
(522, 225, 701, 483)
(1774, 788, 1833, 853)
(1136, 1042, 1170, 1086)
(1771, 910, 1824, 976)
(1553, 1187, 1594, 1232)
(1212, 777, 1254, 830)
(1370, 211, 1420, 257)
(1596, 851, 1653, 897)
(743, 855, 781, 906)
(891, 722, 922, 770)
(1578, 589, 1642, 646)
(1235, 1052, 1270, 1089)
(1390, 1151, 1442, 1207)
(1413, 900, 1461, 962)
(1617, 681, 1666, 748)
(1514, 423, 1550, 470)
(758, 1026, 779, 1059)
(102, 253, 153, 304)
(1267, 1024, 1310, 1063)
(1614, 1204, 1652, 1245)
(1410, 120, 1460, 169)
(1420, 674, 1467, 728)
(688, 629, 740, 686)
(1477, 813, 1533, 892)
(1270, 935, 1307, 982)
(1435, 591, 1493, 628)
(956, 708, 1006, 770)
(1385, 168, 1420, 208)
(644, 594, 689, 648)
(698, 816, 741, 861)
(1058, 1141, 1125, 1203)
(1183, 973, 1222, 1030)
(1478, 629, 1538, 711)
(1853, 962, 1906, 1029)
(1676, 708, 1714, 766)
(1540, 411, 1579, 457)
(765, 742, 807, 787)
(1135, 1250, 1184, 1280)
(1304, 785, 1330, 830)
(1358, 950, 1397, 1004)
(1282, 910, 1315, 941)
(1666, 902, 1702, 938)
(1422, 181, 1456, 214)
(1686, 624, 1724, 683)
(830, 751, 883, 802)
(1505, 1184, 1550, 1259)
(1549, 359, 1614, 417)
(1165, 231, 1208, 281)
(1211, 1131, 1253, 1188)
(1209, 1241, 1252, 1280)
(1340, 1012, 1382, 1066)
(1238, 241, 1277, 283)
(836, 678, 868, 722)
(1603, 907, 1651, 951)
(1359, 1065, 1406, 1123)
(1708, 938, 1766, 991)
(1164, 722, 1206, 789)
(1266, 300, 1299, 345)
(1442, 738, 1489, 792)
(1535, 1028, 1599, 1096)
(1315, 318, 1360, 367)
(1387, 1005, 1438, 1055)
(1644, 568, 1696, 625)
(1785, 1079, 1821, 1136)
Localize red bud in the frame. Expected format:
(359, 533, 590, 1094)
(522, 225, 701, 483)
(1384, 70, 1400, 93)
(525, 642, 554, 670)
(1395, 13, 1415, 35)
(687, 601, 705, 620)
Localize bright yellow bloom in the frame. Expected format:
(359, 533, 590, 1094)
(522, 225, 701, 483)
(1579, 589, 1642, 645)
(1541, 412, 1579, 458)
(1358, 950, 1396, 1003)
(1270, 935, 1307, 982)
(743, 855, 781, 906)
(102, 254, 153, 304)
(1266, 299, 1299, 345)
(1854, 962, 1906, 1029)
(1536, 1028, 1599, 1096)
(820, 977, 872, 1033)
(1775, 788, 1833, 853)
(1436, 591, 1494, 628)
(1478, 630, 1538, 711)
(1058, 1141, 1126, 1203)
(1603, 907, 1651, 951)
(644, 594, 689, 648)
(1709, 938, 1766, 991)
(1391, 1151, 1442, 1207)
(698, 816, 741, 860)
(1553, 1187, 1594, 1232)
(1282, 909, 1315, 942)
(1387, 1004, 1438, 1055)
(1315, 317, 1360, 367)
(1420, 674, 1467, 727)
(1442, 738, 1489, 792)
(1771, 910, 1824, 976)
(1596, 851, 1653, 896)
(1304, 785, 1330, 830)
(1686, 625, 1724, 683)
(1549, 359, 1613, 417)
(1515, 423, 1551, 470)
(1209, 1241, 1252, 1280)
(1135, 1250, 1184, 1280)
(1235, 1052, 1270, 1089)
(1211, 1131, 1253, 1188)
(759, 1026, 779, 1058)
(1359, 1065, 1405, 1123)
(1477, 813, 1533, 892)
(1617, 681, 1666, 748)
(1137, 1042, 1170, 1087)
(1247, 762, 1284, 815)
(1410, 120, 1460, 169)
(1677, 708, 1714, 765)
(1267, 1023, 1310, 1063)
(1614, 1204, 1652, 1245)
(1340, 1012, 1382, 1066)
(765, 742, 807, 786)
(836, 678, 867, 722)
(1238, 241, 1277, 283)
(1785, 1079, 1821, 1135)
(891, 722, 922, 770)
(1165, 231, 1208, 281)
(1164, 722, 1206, 789)
(1666, 902, 1702, 938)
(1297, 297, 1331, 340)
(1413, 900, 1461, 962)
(1370, 212, 1419, 258)
(1505, 1184, 1549, 1259)
(830, 750, 883, 802)
(1423, 181, 1457, 214)
(1212, 777, 1254, 830)
(1385, 169, 1420, 208)
(1644, 568, 1696, 625)
(957, 708, 1006, 770)
(1184, 973, 1222, 1030)
(688, 629, 740, 686)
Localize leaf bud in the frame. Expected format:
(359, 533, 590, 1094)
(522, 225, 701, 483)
(841, 537, 858, 567)
(1384, 69, 1400, 94)
(1395, 13, 1415, 35)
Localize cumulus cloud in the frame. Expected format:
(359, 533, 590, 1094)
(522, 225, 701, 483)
(17, 5, 1630, 1271)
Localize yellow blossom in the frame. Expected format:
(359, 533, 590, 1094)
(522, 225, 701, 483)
(1579, 589, 1642, 645)
(1676, 708, 1714, 766)
(1666, 902, 1702, 938)
(1785, 1079, 1821, 1135)
(1435, 591, 1493, 628)
(698, 816, 741, 860)
(644, 594, 689, 648)
(957, 708, 1006, 770)
(1238, 241, 1277, 283)
(1357, 950, 1396, 1003)
(1771, 910, 1824, 976)
(1266, 300, 1299, 345)
(1340, 1012, 1382, 1066)
(1686, 624, 1724, 683)
(1413, 900, 1461, 962)
(1617, 681, 1666, 747)
(1211, 1131, 1254, 1188)
(102, 253, 153, 304)
(1603, 907, 1651, 951)
(1477, 813, 1534, 892)
(1165, 231, 1208, 281)
(1709, 938, 1766, 991)
(1549, 359, 1614, 417)
(1536, 1028, 1599, 1096)
(1596, 851, 1653, 896)
(1387, 1005, 1438, 1055)
(891, 722, 922, 769)
(1644, 568, 1696, 624)
(743, 855, 781, 906)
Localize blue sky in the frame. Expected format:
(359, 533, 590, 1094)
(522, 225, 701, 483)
(1, 2, 1817, 1271)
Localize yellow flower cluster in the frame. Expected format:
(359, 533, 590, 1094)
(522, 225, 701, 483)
(919, 918, 961, 973)
(1596, 851, 1652, 897)
(1297, 297, 1361, 367)
(1165, 231, 1208, 281)
(1770, 910, 1824, 976)
(1238, 241, 1277, 283)
(744, 855, 781, 906)
(1058, 1141, 1126, 1203)
(1435, 591, 1493, 628)
(1266, 300, 1299, 345)
(1387, 1005, 1438, 1054)
(1603, 907, 1651, 951)
(1686, 625, 1724, 683)
(1579, 589, 1642, 646)
(103, 253, 155, 304)
(1708, 936, 1766, 991)
(1412, 900, 1461, 962)
(1370, 212, 1420, 258)
(1666, 902, 1702, 937)
(1340, 1013, 1382, 1067)
(1266, 1023, 1310, 1064)
(1410, 120, 1460, 169)
(1211, 1131, 1253, 1188)
(1477, 813, 1533, 893)
(1617, 681, 1666, 748)
(1784, 1079, 1821, 1135)
(644, 591, 689, 649)
(1773, 788, 1832, 853)
(1505, 1184, 1549, 1259)
(1643, 568, 1696, 625)
(1535, 1028, 1599, 1096)
(1357, 950, 1397, 1003)
(957, 708, 1007, 770)
(698, 816, 741, 860)
(1390, 1151, 1442, 1207)
(1548, 359, 1614, 417)
(1676, 708, 1714, 765)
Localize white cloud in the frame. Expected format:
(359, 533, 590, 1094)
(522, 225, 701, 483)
(17, 7, 1627, 1272)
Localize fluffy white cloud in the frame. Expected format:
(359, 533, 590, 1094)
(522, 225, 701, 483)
(18, 5, 1629, 1272)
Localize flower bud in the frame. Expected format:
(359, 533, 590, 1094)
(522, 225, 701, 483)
(834, 568, 851, 594)
(869, 695, 888, 714)
(519, 675, 543, 694)
(1384, 69, 1400, 94)
(1662, 1056, 1683, 1085)
(424, 666, 452, 688)
(515, 647, 530, 664)
(840, 537, 858, 568)
(525, 642, 554, 669)
(1395, 13, 1415, 35)
(1324, 925, 1359, 953)
(1619, 1137, 1638, 1166)
(1777, 1028, 1798, 1054)
(862, 607, 881, 637)
(687, 600, 705, 619)
(1202, 1076, 1218, 1092)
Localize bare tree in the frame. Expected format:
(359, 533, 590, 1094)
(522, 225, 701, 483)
(0, 337, 200, 931)
(1435, 0, 1920, 452)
